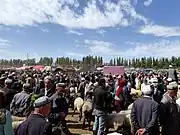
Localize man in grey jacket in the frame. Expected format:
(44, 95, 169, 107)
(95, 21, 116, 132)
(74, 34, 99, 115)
(159, 82, 180, 135)
(167, 65, 178, 82)
(131, 85, 159, 135)
(10, 83, 31, 117)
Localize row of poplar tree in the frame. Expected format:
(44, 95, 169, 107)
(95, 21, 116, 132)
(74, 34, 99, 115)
(0, 56, 180, 69)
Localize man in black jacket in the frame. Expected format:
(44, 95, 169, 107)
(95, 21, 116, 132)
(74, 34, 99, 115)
(131, 85, 159, 135)
(93, 78, 111, 135)
(40, 76, 55, 97)
(15, 96, 52, 135)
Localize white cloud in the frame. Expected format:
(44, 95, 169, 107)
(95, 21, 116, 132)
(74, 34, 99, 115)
(66, 52, 84, 57)
(41, 28, 49, 32)
(123, 40, 180, 57)
(0, 38, 40, 60)
(74, 40, 79, 43)
(84, 40, 114, 54)
(0, 0, 148, 29)
(83, 39, 180, 58)
(97, 29, 106, 36)
(139, 24, 180, 37)
(0, 38, 12, 48)
(144, 0, 153, 7)
(67, 30, 84, 36)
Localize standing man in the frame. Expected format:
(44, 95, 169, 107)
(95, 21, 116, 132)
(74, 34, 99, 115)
(131, 85, 159, 135)
(49, 83, 68, 125)
(93, 78, 111, 135)
(15, 96, 52, 135)
(40, 76, 55, 97)
(49, 83, 71, 135)
(159, 82, 180, 135)
(167, 65, 178, 82)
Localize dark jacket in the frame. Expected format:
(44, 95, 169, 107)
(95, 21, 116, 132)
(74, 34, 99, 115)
(3, 88, 17, 110)
(40, 87, 55, 97)
(49, 93, 68, 125)
(93, 86, 110, 111)
(131, 97, 159, 135)
(78, 82, 85, 99)
(15, 114, 52, 135)
(159, 94, 180, 135)
(168, 68, 178, 82)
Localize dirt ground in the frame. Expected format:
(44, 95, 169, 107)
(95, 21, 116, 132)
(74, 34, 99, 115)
(66, 110, 92, 135)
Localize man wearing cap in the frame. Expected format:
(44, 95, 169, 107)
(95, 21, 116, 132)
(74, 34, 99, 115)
(167, 65, 178, 82)
(159, 82, 180, 135)
(15, 96, 52, 135)
(131, 85, 159, 135)
(49, 83, 68, 124)
(10, 83, 31, 117)
(49, 83, 71, 135)
(78, 77, 86, 99)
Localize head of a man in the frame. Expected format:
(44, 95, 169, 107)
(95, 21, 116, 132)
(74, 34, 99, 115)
(98, 78, 106, 88)
(169, 65, 173, 69)
(150, 78, 158, 87)
(142, 85, 154, 97)
(23, 83, 31, 93)
(34, 96, 51, 117)
(44, 76, 53, 90)
(4, 78, 13, 89)
(167, 82, 178, 98)
(56, 83, 66, 95)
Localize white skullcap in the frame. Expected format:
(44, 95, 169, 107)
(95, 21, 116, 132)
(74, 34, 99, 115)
(150, 78, 158, 83)
(70, 87, 75, 92)
(167, 82, 178, 90)
(117, 75, 121, 79)
(167, 78, 172, 82)
(169, 65, 173, 68)
(12, 72, 15, 75)
(142, 85, 153, 95)
(81, 77, 85, 81)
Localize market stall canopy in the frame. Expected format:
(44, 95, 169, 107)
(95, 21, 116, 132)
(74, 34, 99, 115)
(16, 66, 31, 70)
(33, 65, 44, 71)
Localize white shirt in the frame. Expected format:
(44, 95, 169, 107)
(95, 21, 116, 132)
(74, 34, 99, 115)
(176, 98, 180, 106)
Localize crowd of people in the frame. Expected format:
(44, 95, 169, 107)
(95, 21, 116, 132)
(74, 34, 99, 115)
(0, 65, 180, 135)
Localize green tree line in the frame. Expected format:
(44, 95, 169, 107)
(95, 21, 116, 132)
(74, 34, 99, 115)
(109, 56, 180, 69)
(0, 56, 180, 69)
(0, 56, 103, 68)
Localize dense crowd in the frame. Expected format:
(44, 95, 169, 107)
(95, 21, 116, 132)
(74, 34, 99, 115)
(0, 65, 180, 135)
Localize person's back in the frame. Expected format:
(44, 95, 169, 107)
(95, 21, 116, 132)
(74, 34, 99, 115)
(15, 114, 51, 135)
(168, 66, 178, 82)
(10, 91, 30, 116)
(94, 86, 107, 111)
(15, 96, 52, 135)
(131, 85, 159, 135)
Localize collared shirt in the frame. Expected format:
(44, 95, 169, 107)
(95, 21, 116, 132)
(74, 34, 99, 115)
(45, 88, 48, 96)
(144, 95, 153, 100)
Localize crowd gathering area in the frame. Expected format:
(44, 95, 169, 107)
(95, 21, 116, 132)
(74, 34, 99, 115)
(0, 64, 180, 135)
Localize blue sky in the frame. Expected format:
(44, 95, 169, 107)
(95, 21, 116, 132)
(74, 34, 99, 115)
(0, 0, 180, 62)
